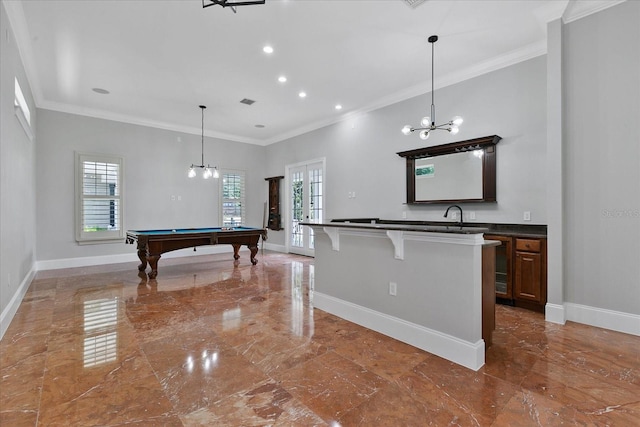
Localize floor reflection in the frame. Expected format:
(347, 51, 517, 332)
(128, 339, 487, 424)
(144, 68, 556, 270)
(82, 297, 118, 368)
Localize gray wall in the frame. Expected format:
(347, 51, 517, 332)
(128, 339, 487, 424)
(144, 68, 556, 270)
(563, 1, 640, 315)
(36, 110, 267, 261)
(0, 3, 37, 320)
(265, 56, 548, 247)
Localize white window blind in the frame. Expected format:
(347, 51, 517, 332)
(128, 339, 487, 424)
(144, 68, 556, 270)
(76, 153, 124, 243)
(220, 170, 246, 227)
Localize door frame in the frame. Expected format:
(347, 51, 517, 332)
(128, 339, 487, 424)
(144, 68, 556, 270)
(284, 157, 326, 256)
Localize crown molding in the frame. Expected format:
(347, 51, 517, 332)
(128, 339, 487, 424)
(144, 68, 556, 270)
(265, 40, 547, 145)
(562, 0, 627, 23)
(38, 100, 265, 146)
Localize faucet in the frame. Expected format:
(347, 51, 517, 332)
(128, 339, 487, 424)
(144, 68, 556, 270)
(444, 204, 463, 226)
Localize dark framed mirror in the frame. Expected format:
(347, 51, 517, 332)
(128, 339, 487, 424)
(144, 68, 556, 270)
(397, 135, 501, 204)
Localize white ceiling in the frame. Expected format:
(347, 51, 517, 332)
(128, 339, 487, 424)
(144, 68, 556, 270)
(5, 0, 623, 145)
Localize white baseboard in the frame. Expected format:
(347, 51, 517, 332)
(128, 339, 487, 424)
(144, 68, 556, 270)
(545, 303, 566, 325)
(313, 291, 485, 371)
(0, 265, 36, 341)
(262, 242, 287, 253)
(565, 303, 640, 336)
(35, 245, 236, 271)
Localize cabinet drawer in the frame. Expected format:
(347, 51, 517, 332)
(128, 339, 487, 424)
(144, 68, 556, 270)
(515, 238, 541, 252)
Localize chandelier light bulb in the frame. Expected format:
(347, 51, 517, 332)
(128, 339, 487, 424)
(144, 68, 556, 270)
(452, 116, 463, 126)
(188, 167, 196, 178)
(450, 126, 459, 135)
(203, 167, 212, 179)
(419, 130, 430, 140)
(213, 168, 219, 179)
(421, 116, 431, 127)
(401, 125, 413, 135)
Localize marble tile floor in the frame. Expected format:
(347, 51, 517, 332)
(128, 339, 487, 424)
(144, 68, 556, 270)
(1, 251, 639, 426)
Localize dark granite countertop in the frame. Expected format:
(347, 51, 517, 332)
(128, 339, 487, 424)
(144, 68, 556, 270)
(327, 218, 547, 238)
(302, 221, 490, 235)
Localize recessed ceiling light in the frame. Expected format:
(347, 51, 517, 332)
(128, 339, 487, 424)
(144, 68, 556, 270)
(278, 76, 287, 83)
(92, 88, 110, 94)
(263, 45, 274, 54)
(335, 104, 343, 110)
(298, 91, 307, 98)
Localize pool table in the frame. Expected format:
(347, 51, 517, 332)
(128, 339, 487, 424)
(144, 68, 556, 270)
(125, 227, 267, 278)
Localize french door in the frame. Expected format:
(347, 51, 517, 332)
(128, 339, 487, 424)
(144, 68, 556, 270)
(288, 160, 324, 257)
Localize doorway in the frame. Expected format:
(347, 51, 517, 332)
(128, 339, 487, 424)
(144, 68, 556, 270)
(287, 159, 325, 257)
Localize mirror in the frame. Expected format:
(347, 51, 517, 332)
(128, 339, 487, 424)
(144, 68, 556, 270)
(397, 135, 501, 204)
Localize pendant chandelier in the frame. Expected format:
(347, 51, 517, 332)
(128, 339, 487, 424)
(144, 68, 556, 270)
(188, 105, 219, 179)
(401, 35, 463, 140)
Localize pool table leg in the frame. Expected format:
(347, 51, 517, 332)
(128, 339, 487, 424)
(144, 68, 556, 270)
(147, 254, 160, 279)
(249, 244, 259, 265)
(136, 249, 148, 272)
(232, 244, 241, 260)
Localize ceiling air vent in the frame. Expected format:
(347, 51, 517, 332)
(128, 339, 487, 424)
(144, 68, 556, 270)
(240, 98, 256, 105)
(402, 0, 428, 9)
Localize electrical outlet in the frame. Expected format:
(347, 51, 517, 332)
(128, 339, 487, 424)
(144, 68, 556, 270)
(451, 212, 458, 220)
(524, 211, 531, 221)
(389, 282, 397, 296)
(402, 211, 407, 219)
(469, 211, 476, 220)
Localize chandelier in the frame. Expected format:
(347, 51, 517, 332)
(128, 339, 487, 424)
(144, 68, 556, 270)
(188, 105, 219, 179)
(202, 0, 265, 13)
(401, 35, 463, 140)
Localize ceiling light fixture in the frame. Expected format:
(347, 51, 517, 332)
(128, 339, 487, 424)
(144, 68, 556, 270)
(201, 0, 265, 13)
(402, 35, 463, 140)
(263, 45, 274, 54)
(188, 105, 219, 180)
(335, 104, 343, 110)
(298, 91, 307, 98)
(278, 76, 287, 83)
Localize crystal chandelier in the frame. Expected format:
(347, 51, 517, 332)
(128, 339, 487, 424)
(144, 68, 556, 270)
(401, 35, 463, 140)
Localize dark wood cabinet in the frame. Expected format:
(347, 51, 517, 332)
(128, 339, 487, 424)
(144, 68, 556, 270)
(485, 234, 547, 312)
(265, 176, 284, 231)
(513, 238, 547, 308)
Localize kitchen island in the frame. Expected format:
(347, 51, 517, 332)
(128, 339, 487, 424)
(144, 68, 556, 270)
(303, 221, 498, 370)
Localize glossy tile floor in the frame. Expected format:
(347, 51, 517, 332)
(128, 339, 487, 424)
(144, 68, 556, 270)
(1, 251, 639, 426)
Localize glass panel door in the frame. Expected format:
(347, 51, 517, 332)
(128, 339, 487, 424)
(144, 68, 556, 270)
(288, 161, 324, 257)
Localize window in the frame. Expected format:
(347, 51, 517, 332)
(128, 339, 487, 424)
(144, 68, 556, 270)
(14, 77, 33, 140)
(75, 152, 124, 243)
(220, 170, 245, 227)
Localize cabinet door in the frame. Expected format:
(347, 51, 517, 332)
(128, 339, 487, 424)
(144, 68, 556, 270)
(514, 251, 543, 303)
(485, 235, 512, 299)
